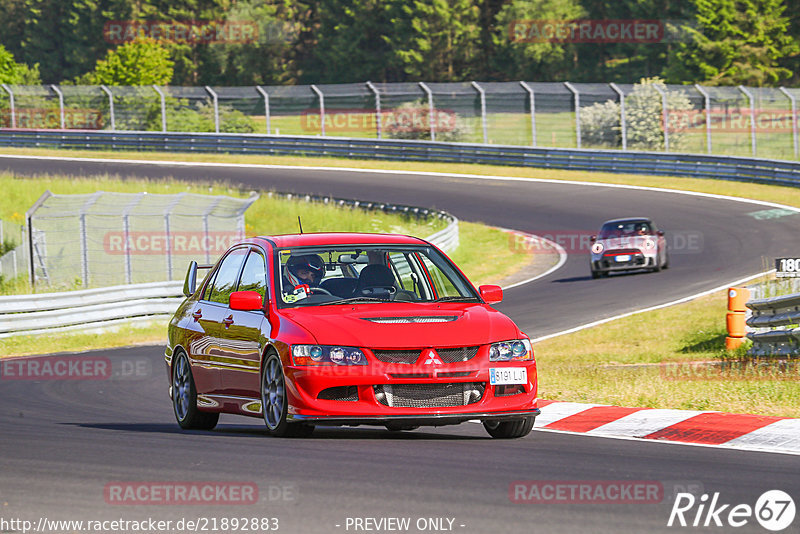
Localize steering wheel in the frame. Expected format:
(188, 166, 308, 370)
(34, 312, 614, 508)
(307, 286, 333, 296)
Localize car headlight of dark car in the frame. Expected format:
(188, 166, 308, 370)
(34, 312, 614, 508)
(292, 345, 368, 366)
(489, 339, 533, 362)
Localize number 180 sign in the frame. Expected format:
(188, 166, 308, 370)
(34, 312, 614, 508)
(776, 258, 800, 277)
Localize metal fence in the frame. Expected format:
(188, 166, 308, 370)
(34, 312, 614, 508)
(1, 82, 798, 161)
(0, 219, 26, 280)
(26, 190, 258, 288)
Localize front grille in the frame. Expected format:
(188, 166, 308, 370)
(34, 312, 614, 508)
(372, 346, 479, 365)
(436, 346, 479, 363)
(603, 248, 641, 256)
(372, 350, 420, 364)
(317, 386, 358, 402)
(373, 382, 485, 408)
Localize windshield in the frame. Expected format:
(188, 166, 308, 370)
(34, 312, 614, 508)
(275, 245, 478, 307)
(598, 221, 654, 239)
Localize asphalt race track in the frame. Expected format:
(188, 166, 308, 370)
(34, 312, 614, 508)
(1, 155, 799, 533)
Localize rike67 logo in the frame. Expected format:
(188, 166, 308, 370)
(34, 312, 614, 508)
(668, 490, 795, 531)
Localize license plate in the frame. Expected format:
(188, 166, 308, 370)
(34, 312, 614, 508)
(490, 367, 527, 385)
(615, 255, 631, 262)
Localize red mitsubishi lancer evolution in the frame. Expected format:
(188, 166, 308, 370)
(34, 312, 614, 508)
(166, 233, 539, 438)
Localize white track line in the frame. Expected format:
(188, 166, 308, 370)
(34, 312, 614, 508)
(531, 270, 775, 343)
(495, 228, 568, 291)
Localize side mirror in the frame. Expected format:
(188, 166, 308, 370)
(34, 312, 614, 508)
(657, 230, 664, 237)
(230, 290, 264, 311)
(183, 261, 198, 297)
(479, 285, 503, 304)
(590, 235, 597, 242)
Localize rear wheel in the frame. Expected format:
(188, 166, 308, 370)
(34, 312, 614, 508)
(483, 417, 535, 439)
(172, 351, 219, 430)
(261, 353, 314, 438)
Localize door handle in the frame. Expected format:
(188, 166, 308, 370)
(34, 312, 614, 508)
(222, 315, 234, 328)
(191, 310, 202, 321)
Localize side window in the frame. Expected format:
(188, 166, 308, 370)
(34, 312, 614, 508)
(207, 248, 248, 304)
(419, 254, 461, 298)
(238, 250, 268, 299)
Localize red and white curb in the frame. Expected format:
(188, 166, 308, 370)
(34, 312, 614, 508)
(535, 400, 800, 455)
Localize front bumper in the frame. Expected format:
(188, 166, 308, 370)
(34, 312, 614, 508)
(591, 248, 657, 272)
(289, 409, 541, 427)
(283, 355, 539, 423)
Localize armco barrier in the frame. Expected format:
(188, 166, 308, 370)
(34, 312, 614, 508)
(0, 211, 458, 337)
(2, 130, 800, 187)
(746, 292, 800, 356)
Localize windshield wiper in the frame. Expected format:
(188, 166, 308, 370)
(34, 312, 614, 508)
(317, 297, 387, 306)
(432, 296, 480, 302)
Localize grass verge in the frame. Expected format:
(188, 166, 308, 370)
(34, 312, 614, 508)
(536, 290, 800, 418)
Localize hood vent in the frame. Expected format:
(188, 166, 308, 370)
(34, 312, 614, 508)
(362, 316, 458, 324)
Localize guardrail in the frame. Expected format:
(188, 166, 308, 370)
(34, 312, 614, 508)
(746, 292, 800, 356)
(0, 281, 184, 338)
(2, 130, 800, 187)
(0, 208, 458, 338)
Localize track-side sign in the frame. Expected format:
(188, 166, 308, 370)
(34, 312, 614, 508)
(775, 257, 800, 278)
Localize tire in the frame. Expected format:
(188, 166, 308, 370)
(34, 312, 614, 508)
(172, 351, 219, 430)
(663, 253, 670, 270)
(591, 269, 600, 279)
(385, 423, 420, 432)
(261, 353, 314, 438)
(483, 417, 535, 439)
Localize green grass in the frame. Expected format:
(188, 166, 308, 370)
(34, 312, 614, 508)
(535, 292, 800, 418)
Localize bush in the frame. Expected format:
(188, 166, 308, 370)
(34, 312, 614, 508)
(580, 77, 693, 151)
(384, 100, 471, 142)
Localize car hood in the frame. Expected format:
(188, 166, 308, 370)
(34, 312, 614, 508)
(279, 303, 521, 348)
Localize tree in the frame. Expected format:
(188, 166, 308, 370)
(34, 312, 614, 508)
(79, 38, 174, 85)
(491, 0, 586, 81)
(580, 77, 692, 150)
(0, 44, 41, 84)
(665, 0, 798, 86)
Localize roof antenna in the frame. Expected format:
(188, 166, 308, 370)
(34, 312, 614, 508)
(297, 216, 304, 234)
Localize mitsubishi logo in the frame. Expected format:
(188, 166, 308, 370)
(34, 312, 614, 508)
(422, 349, 443, 365)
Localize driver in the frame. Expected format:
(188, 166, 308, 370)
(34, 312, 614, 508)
(285, 254, 325, 289)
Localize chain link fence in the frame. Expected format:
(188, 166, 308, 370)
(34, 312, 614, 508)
(25, 190, 258, 288)
(1, 81, 798, 160)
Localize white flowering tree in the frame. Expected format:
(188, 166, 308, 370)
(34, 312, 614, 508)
(581, 77, 693, 151)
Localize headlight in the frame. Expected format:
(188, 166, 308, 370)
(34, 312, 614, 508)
(644, 239, 655, 250)
(591, 242, 604, 254)
(489, 339, 533, 362)
(292, 345, 367, 366)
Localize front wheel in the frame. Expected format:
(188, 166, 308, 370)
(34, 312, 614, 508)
(483, 417, 535, 439)
(261, 353, 314, 438)
(172, 351, 219, 430)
